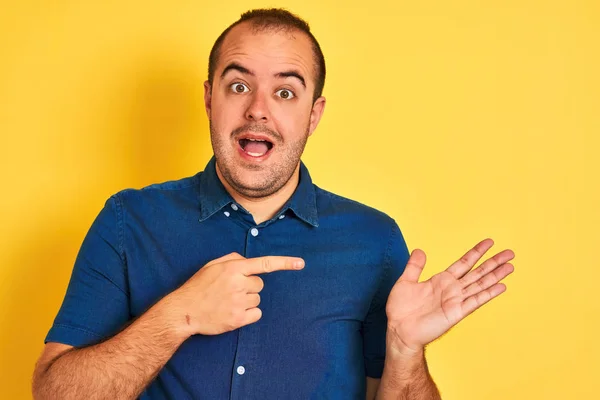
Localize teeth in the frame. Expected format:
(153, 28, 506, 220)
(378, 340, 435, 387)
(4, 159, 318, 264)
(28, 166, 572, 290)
(247, 152, 265, 157)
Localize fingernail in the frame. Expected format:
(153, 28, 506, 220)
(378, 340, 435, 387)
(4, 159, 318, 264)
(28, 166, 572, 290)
(294, 260, 305, 269)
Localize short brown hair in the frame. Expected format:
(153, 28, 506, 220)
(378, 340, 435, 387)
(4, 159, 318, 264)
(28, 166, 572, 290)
(208, 8, 326, 103)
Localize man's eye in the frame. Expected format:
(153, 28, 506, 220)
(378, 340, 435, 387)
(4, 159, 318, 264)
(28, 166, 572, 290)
(230, 83, 249, 93)
(275, 89, 295, 100)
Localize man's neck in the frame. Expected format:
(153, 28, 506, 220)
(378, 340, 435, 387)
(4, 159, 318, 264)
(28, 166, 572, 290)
(215, 163, 300, 225)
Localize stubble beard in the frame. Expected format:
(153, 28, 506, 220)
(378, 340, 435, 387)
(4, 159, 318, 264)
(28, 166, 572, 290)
(209, 120, 310, 199)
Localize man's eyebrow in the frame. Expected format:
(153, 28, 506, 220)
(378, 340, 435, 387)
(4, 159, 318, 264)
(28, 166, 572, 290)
(276, 71, 306, 88)
(221, 62, 254, 79)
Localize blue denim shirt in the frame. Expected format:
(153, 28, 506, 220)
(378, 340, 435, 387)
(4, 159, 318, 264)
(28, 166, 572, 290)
(46, 157, 410, 399)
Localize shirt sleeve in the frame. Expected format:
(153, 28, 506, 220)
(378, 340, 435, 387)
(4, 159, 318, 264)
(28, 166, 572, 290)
(45, 194, 131, 347)
(362, 220, 410, 378)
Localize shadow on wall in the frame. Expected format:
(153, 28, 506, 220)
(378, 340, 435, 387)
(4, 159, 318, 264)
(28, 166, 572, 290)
(0, 53, 211, 398)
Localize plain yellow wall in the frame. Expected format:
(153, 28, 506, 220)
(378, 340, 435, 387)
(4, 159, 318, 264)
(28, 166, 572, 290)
(1, 1, 598, 398)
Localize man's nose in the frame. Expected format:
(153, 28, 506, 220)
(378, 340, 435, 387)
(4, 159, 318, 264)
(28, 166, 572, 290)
(245, 91, 270, 122)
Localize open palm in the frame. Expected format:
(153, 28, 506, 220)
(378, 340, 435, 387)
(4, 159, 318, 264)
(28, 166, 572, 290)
(386, 239, 515, 352)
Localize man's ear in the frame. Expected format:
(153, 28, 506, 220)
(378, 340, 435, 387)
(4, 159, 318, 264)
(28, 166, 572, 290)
(308, 96, 326, 137)
(203, 80, 212, 118)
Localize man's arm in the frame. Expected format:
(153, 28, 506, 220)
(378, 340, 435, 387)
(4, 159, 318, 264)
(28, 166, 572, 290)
(366, 377, 381, 400)
(374, 346, 440, 400)
(33, 253, 303, 399)
(365, 349, 441, 400)
(33, 294, 188, 400)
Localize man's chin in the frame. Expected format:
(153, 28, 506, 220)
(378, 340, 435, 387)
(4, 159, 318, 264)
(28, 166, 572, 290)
(231, 183, 279, 199)
(230, 174, 277, 197)
(215, 157, 297, 199)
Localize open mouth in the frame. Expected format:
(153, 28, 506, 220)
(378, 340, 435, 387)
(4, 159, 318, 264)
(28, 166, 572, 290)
(238, 138, 274, 158)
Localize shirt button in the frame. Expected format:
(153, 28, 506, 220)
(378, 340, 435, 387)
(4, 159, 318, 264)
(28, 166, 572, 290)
(250, 228, 259, 237)
(231, 204, 239, 211)
(224, 211, 230, 217)
(237, 366, 246, 375)
(278, 214, 285, 220)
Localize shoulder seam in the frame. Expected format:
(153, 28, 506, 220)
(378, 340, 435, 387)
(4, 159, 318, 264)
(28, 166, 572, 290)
(374, 221, 397, 307)
(111, 193, 127, 264)
(382, 220, 397, 286)
(362, 220, 397, 319)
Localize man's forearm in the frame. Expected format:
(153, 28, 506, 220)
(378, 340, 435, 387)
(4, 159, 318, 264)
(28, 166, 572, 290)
(376, 344, 441, 400)
(33, 294, 190, 400)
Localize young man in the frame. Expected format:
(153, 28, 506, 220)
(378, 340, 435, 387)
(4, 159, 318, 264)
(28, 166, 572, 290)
(33, 9, 514, 399)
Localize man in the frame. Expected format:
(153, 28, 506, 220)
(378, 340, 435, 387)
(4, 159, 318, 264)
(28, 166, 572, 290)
(33, 8, 514, 399)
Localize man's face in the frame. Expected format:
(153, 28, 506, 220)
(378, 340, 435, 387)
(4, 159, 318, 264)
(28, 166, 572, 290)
(204, 22, 325, 199)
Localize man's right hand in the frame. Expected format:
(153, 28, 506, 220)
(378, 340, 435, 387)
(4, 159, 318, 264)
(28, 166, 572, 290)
(167, 252, 305, 336)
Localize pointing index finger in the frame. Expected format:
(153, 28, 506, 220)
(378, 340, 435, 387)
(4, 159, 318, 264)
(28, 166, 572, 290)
(241, 256, 305, 276)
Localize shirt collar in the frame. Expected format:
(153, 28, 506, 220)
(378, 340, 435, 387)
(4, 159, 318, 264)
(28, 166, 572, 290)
(197, 156, 319, 227)
(197, 157, 235, 222)
(285, 161, 319, 227)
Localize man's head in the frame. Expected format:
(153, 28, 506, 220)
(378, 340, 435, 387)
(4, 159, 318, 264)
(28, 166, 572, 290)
(204, 9, 326, 199)
(208, 9, 326, 104)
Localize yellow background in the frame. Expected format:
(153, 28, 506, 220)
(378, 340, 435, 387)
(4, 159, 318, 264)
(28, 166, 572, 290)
(1, 0, 598, 398)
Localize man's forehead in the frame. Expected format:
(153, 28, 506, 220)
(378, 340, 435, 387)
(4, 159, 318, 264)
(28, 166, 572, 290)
(217, 22, 315, 81)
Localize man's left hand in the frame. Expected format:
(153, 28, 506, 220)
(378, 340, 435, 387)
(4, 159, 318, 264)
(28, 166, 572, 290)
(385, 238, 515, 355)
